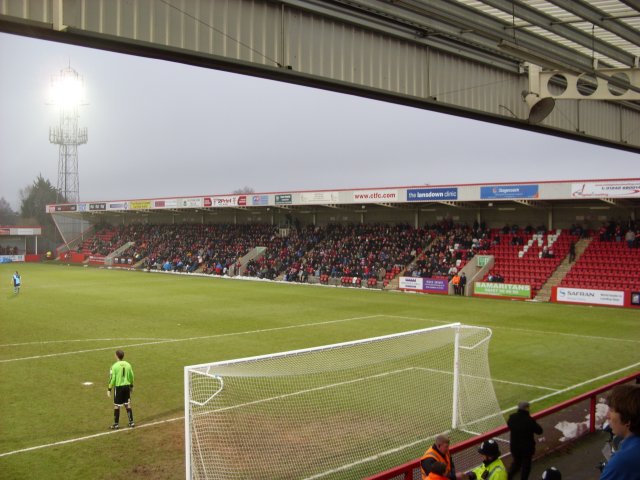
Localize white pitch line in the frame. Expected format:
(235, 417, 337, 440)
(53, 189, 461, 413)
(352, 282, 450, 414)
(528, 361, 640, 405)
(387, 315, 640, 344)
(0, 338, 173, 348)
(414, 367, 559, 392)
(0, 315, 383, 363)
(1, 361, 637, 460)
(0, 416, 184, 458)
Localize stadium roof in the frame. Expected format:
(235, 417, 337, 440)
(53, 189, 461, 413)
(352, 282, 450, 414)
(47, 178, 640, 216)
(328, 0, 640, 106)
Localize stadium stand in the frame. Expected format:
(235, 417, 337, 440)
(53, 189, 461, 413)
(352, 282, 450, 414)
(481, 228, 579, 297)
(560, 236, 640, 291)
(72, 220, 639, 297)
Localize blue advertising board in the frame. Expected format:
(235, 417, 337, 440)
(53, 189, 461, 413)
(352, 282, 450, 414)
(407, 188, 458, 202)
(480, 185, 539, 199)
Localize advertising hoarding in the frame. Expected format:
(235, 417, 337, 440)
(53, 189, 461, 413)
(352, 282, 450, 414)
(474, 282, 531, 299)
(556, 287, 624, 307)
(399, 277, 449, 294)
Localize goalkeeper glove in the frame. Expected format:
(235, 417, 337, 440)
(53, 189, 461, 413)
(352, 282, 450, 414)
(107, 390, 111, 398)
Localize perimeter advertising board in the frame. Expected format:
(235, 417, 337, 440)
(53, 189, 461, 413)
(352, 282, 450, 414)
(474, 282, 531, 299)
(0, 255, 25, 263)
(399, 277, 449, 294)
(556, 287, 624, 307)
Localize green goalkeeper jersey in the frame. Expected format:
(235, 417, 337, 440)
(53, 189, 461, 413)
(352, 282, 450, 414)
(109, 360, 134, 389)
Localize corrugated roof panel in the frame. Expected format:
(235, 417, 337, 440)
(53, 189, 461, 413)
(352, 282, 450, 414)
(455, 0, 640, 68)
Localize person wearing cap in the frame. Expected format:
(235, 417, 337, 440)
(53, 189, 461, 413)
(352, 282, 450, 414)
(420, 435, 465, 480)
(541, 467, 561, 480)
(507, 401, 543, 480)
(466, 439, 507, 480)
(599, 384, 640, 480)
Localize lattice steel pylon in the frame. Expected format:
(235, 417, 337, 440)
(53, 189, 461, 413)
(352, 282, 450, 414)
(48, 66, 88, 203)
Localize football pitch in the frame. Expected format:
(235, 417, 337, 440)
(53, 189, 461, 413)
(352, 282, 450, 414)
(1, 263, 638, 480)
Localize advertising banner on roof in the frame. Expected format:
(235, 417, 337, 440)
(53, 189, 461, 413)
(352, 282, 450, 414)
(180, 198, 203, 208)
(275, 194, 292, 205)
(300, 191, 339, 204)
(54, 204, 77, 212)
(571, 181, 640, 198)
(130, 200, 152, 210)
(153, 199, 178, 209)
(0, 227, 42, 235)
(107, 202, 128, 211)
(211, 195, 247, 207)
(352, 189, 399, 203)
(407, 187, 458, 202)
(556, 287, 624, 306)
(480, 185, 539, 199)
(251, 195, 269, 206)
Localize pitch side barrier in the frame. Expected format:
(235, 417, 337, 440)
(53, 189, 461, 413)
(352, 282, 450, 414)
(366, 371, 640, 480)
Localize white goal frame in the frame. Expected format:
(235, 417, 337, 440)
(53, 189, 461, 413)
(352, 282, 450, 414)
(184, 322, 496, 480)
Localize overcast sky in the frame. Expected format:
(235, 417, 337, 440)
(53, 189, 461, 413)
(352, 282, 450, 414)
(0, 31, 638, 210)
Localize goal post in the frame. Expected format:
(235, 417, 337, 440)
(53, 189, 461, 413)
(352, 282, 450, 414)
(184, 323, 504, 480)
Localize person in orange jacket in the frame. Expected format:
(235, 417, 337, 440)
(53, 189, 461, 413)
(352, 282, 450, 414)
(427, 461, 451, 480)
(421, 435, 465, 480)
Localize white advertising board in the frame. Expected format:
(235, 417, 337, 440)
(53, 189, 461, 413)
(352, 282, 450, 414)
(571, 181, 640, 198)
(556, 287, 624, 307)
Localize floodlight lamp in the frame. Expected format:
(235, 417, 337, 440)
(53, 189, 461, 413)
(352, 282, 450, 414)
(49, 67, 86, 109)
(522, 91, 555, 124)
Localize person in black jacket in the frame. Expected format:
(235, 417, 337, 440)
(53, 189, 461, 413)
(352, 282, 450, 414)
(507, 401, 543, 480)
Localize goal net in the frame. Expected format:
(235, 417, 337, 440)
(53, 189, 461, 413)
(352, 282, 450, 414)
(184, 323, 504, 480)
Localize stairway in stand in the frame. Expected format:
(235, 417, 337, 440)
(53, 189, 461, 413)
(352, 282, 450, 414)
(534, 237, 591, 302)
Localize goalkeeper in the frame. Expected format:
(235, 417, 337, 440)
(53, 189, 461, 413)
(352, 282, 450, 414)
(107, 349, 135, 429)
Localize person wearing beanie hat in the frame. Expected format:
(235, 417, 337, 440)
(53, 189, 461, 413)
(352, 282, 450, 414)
(541, 467, 561, 480)
(507, 401, 543, 480)
(466, 439, 507, 480)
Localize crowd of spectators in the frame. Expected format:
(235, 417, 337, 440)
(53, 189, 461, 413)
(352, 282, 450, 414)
(597, 220, 639, 248)
(406, 220, 488, 279)
(300, 223, 426, 281)
(0, 245, 19, 255)
(79, 226, 127, 256)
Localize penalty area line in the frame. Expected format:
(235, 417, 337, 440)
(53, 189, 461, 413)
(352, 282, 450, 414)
(0, 416, 184, 458)
(0, 314, 383, 363)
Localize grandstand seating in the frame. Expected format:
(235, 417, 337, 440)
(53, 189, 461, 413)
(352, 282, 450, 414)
(78, 226, 122, 257)
(560, 238, 640, 291)
(482, 229, 578, 297)
(74, 222, 639, 297)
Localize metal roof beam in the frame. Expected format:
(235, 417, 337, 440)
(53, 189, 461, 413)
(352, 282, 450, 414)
(617, 1, 640, 15)
(391, 0, 607, 72)
(281, 0, 518, 71)
(478, 0, 637, 67)
(546, 0, 640, 47)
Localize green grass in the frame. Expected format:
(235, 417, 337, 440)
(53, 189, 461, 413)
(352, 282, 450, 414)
(0, 263, 638, 479)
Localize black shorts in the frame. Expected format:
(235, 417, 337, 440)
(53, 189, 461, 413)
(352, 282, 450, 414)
(113, 385, 131, 406)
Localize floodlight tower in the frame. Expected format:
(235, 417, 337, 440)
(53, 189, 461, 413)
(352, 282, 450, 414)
(48, 66, 88, 203)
